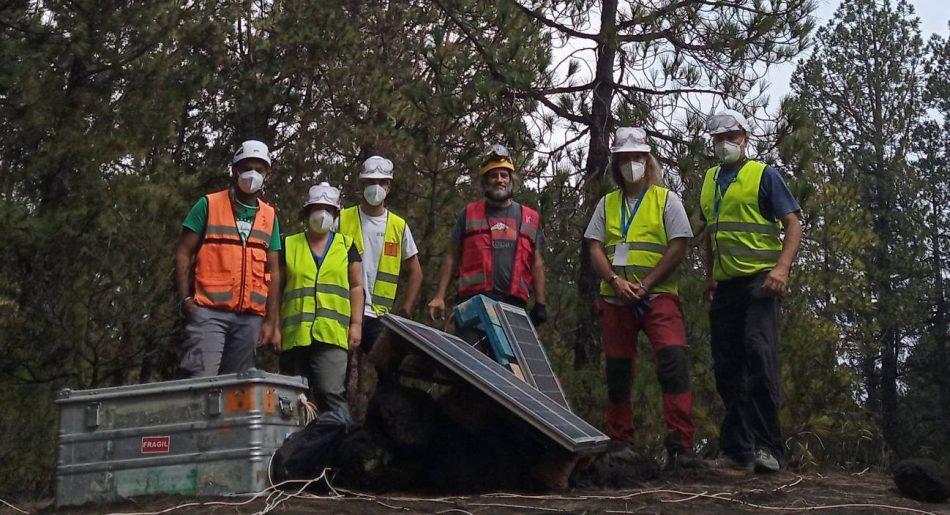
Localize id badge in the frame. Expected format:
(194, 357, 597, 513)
(612, 243, 629, 266)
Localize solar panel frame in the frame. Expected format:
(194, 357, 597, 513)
(380, 315, 608, 454)
(494, 303, 571, 409)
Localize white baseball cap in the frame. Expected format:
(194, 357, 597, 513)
(360, 156, 394, 180)
(706, 109, 751, 135)
(304, 182, 342, 210)
(232, 140, 272, 166)
(610, 127, 651, 153)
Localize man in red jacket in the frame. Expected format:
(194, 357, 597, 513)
(427, 144, 547, 327)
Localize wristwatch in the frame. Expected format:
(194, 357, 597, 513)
(608, 274, 620, 284)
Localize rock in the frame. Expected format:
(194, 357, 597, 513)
(367, 384, 443, 447)
(893, 458, 950, 503)
(571, 442, 660, 488)
(334, 428, 395, 488)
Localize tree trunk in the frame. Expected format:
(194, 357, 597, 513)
(927, 183, 950, 447)
(572, 0, 617, 368)
(872, 212, 901, 457)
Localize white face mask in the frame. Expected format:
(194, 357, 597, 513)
(363, 184, 388, 206)
(237, 170, 264, 194)
(715, 140, 743, 165)
(308, 210, 335, 234)
(619, 161, 645, 183)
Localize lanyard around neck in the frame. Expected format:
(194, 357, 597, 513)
(620, 186, 650, 238)
(713, 166, 740, 219)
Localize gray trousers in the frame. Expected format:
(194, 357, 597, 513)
(279, 342, 350, 418)
(180, 306, 261, 377)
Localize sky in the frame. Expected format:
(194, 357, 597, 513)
(533, 0, 949, 169)
(767, 0, 949, 104)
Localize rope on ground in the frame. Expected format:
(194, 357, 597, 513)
(100, 471, 338, 515)
(645, 489, 936, 514)
(0, 497, 28, 514)
(477, 483, 937, 515)
(774, 475, 805, 491)
(332, 488, 465, 505)
(468, 503, 565, 512)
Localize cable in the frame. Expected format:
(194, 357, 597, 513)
(297, 393, 318, 424)
(101, 472, 339, 515)
(0, 498, 28, 514)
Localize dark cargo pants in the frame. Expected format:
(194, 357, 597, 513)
(710, 271, 784, 465)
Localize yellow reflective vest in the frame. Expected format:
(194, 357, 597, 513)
(280, 231, 352, 350)
(338, 206, 405, 315)
(599, 186, 678, 297)
(699, 160, 782, 281)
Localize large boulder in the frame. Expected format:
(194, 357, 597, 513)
(893, 458, 950, 503)
(571, 442, 661, 488)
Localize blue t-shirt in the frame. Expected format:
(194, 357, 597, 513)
(703, 162, 801, 222)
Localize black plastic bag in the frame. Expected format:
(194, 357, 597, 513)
(270, 410, 352, 484)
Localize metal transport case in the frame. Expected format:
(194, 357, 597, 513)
(55, 369, 307, 506)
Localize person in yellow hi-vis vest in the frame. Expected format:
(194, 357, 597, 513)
(700, 109, 802, 474)
(338, 156, 423, 354)
(585, 127, 703, 471)
(279, 182, 364, 417)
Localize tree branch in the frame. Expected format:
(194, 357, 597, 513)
(434, 0, 590, 125)
(511, 1, 602, 42)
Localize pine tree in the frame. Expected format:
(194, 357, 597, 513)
(788, 0, 930, 458)
(431, 0, 816, 365)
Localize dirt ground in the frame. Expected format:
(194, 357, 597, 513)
(14, 469, 948, 515)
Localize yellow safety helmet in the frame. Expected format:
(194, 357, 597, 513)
(479, 144, 516, 175)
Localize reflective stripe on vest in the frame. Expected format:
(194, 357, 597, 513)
(699, 160, 783, 281)
(279, 232, 352, 350)
(598, 187, 677, 297)
(458, 201, 539, 303)
(338, 206, 405, 315)
(193, 189, 274, 316)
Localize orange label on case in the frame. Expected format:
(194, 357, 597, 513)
(224, 386, 256, 414)
(263, 387, 277, 415)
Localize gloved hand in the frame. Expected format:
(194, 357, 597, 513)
(529, 303, 547, 327)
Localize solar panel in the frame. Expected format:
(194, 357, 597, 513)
(380, 315, 608, 454)
(495, 303, 570, 409)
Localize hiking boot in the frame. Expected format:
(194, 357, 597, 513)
(712, 455, 754, 474)
(754, 448, 781, 473)
(666, 450, 709, 471)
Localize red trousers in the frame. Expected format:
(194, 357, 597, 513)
(599, 294, 695, 450)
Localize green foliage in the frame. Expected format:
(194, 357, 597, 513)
(0, 0, 549, 497)
(0, 0, 946, 499)
(785, 0, 948, 463)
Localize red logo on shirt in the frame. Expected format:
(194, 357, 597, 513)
(384, 241, 399, 257)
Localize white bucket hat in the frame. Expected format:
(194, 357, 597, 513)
(360, 156, 394, 180)
(231, 140, 272, 166)
(610, 127, 651, 154)
(706, 109, 751, 135)
(304, 182, 342, 210)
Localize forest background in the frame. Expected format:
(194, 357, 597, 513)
(1, 0, 948, 496)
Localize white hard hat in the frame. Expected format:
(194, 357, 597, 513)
(232, 140, 272, 166)
(706, 109, 751, 135)
(360, 156, 394, 180)
(610, 127, 651, 154)
(304, 182, 342, 210)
